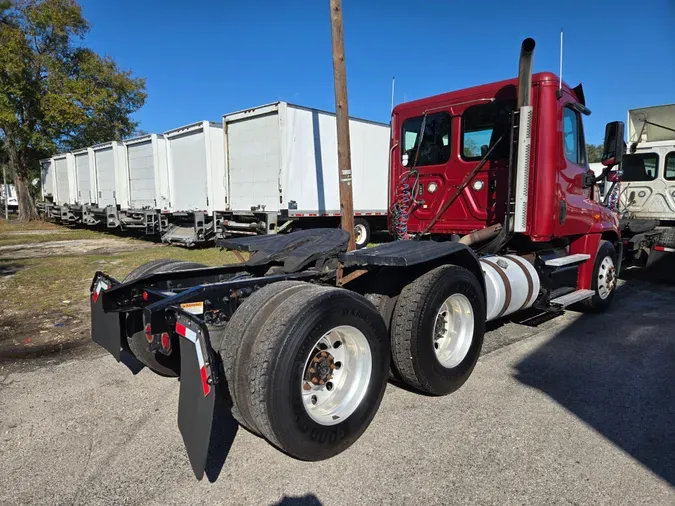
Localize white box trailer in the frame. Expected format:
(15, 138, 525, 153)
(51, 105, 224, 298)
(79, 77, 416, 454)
(91, 141, 128, 209)
(219, 102, 390, 247)
(88, 141, 129, 228)
(72, 147, 96, 205)
(122, 134, 171, 211)
(115, 134, 172, 234)
(53, 153, 76, 206)
(40, 158, 56, 201)
(164, 121, 225, 214)
(160, 122, 225, 245)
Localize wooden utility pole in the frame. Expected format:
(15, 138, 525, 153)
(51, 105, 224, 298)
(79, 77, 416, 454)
(2, 165, 8, 221)
(329, 0, 356, 251)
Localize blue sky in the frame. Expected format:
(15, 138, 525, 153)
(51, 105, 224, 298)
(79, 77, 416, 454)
(78, 0, 674, 144)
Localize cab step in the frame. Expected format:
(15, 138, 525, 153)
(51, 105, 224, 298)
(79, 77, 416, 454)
(544, 254, 591, 267)
(550, 289, 594, 307)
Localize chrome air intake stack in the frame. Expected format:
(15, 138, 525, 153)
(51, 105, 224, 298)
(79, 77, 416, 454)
(513, 38, 535, 233)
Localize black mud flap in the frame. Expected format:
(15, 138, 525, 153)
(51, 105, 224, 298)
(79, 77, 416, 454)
(91, 274, 124, 360)
(174, 311, 219, 480)
(90, 273, 144, 373)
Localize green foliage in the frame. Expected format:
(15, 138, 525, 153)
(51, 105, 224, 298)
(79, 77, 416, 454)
(587, 143, 603, 163)
(0, 0, 146, 219)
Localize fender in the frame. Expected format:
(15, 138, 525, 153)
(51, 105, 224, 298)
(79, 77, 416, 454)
(570, 234, 603, 290)
(340, 240, 486, 297)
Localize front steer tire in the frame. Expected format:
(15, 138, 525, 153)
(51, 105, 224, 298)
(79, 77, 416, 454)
(580, 240, 618, 313)
(390, 265, 485, 396)
(246, 287, 390, 461)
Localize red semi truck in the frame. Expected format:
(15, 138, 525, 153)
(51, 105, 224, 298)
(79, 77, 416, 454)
(89, 38, 623, 478)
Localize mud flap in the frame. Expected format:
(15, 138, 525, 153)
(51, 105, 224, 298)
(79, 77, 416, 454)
(174, 311, 218, 480)
(91, 276, 124, 360)
(90, 274, 144, 373)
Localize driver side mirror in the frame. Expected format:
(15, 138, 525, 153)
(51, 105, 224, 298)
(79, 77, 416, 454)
(601, 121, 625, 167)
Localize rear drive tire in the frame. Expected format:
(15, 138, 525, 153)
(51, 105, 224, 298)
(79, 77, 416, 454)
(247, 287, 390, 460)
(125, 260, 207, 377)
(354, 218, 371, 249)
(365, 292, 400, 381)
(580, 240, 618, 313)
(220, 281, 322, 434)
(391, 265, 485, 396)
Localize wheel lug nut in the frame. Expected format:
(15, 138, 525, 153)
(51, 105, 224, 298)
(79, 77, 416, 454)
(311, 377, 318, 384)
(303, 382, 312, 391)
(326, 382, 333, 391)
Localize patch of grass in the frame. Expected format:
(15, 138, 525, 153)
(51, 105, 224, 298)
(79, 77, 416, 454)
(0, 247, 239, 314)
(0, 218, 59, 233)
(0, 227, 108, 246)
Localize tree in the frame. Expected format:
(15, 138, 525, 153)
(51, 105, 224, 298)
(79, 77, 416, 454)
(0, 0, 146, 220)
(587, 144, 603, 163)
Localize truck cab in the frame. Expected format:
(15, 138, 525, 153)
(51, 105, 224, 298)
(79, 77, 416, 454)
(390, 72, 618, 245)
(617, 104, 675, 267)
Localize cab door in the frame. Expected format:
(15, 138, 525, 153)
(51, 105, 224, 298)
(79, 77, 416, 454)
(555, 102, 595, 236)
(394, 98, 514, 236)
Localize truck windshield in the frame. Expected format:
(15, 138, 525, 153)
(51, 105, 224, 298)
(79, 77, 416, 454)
(461, 99, 516, 161)
(621, 153, 659, 182)
(401, 112, 451, 167)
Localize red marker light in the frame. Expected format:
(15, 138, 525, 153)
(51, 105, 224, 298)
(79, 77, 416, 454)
(142, 291, 149, 301)
(160, 332, 170, 351)
(144, 323, 153, 342)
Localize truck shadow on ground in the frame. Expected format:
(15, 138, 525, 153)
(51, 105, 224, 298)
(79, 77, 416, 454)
(273, 494, 323, 506)
(513, 267, 675, 486)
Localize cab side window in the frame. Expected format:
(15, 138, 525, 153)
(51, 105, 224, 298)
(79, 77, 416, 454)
(665, 152, 675, 181)
(401, 112, 451, 167)
(563, 106, 587, 166)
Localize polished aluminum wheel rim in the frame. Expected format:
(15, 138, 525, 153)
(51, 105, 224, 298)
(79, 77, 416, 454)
(597, 255, 616, 299)
(301, 325, 372, 426)
(354, 224, 367, 246)
(433, 294, 474, 368)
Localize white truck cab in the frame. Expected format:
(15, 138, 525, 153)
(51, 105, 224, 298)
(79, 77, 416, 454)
(619, 104, 675, 266)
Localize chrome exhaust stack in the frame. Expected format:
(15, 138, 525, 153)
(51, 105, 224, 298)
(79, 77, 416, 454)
(517, 38, 536, 108)
(513, 38, 535, 233)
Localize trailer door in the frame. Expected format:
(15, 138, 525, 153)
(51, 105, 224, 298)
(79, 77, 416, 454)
(227, 112, 281, 212)
(41, 160, 55, 199)
(95, 148, 116, 207)
(127, 140, 156, 209)
(74, 153, 91, 204)
(169, 131, 208, 211)
(54, 158, 71, 205)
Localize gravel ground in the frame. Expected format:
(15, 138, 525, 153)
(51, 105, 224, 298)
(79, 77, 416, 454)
(0, 276, 673, 506)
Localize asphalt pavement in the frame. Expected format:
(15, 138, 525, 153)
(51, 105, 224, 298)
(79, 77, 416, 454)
(1, 275, 674, 506)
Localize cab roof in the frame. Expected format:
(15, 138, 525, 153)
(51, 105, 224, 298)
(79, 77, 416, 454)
(393, 72, 581, 114)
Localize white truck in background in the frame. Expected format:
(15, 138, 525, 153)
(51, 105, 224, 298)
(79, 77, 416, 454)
(1, 183, 18, 212)
(616, 104, 675, 268)
(214, 102, 390, 248)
